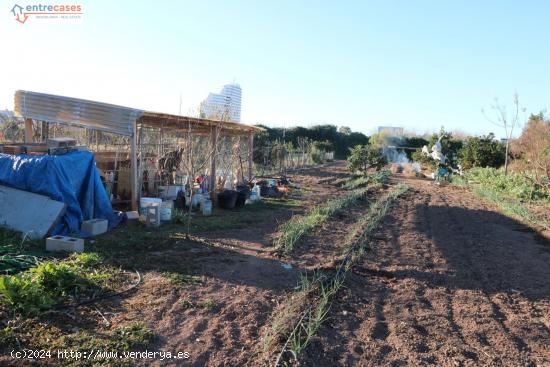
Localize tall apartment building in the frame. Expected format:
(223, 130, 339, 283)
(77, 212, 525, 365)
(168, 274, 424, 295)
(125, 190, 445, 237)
(378, 126, 404, 136)
(202, 83, 242, 122)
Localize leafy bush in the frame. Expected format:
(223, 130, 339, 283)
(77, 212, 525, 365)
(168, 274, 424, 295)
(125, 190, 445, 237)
(0, 253, 109, 315)
(465, 167, 548, 201)
(347, 145, 387, 174)
(309, 146, 324, 164)
(458, 133, 505, 169)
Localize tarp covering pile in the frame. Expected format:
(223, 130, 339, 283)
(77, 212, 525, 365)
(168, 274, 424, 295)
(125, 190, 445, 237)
(0, 150, 122, 236)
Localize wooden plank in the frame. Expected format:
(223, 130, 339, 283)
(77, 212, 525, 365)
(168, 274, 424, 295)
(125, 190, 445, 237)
(24, 118, 33, 143)
(248, 131, 254, 181)
(130, 123, 138, 210)
(0, 185, 66, 239)
(209, 127, 218, 201)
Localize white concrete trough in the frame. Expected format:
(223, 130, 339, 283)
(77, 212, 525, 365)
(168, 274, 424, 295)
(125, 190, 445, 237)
(46, 236, 84, 253)
(81, 219, 108, 236)
(0, 185, 66, 239)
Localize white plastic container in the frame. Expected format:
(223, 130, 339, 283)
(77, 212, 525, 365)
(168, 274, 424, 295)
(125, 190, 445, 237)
(202, 199, 212, 216)
(140, 197, 162, 215)
(160, 201, 173, 222)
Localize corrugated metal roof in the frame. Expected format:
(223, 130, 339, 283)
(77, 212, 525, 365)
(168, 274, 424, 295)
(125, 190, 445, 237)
(13, 90, 264, 136)
(14, 90, 143, 136)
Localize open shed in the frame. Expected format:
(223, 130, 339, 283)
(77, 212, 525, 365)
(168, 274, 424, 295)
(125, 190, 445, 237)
(13, 90, 263, 210)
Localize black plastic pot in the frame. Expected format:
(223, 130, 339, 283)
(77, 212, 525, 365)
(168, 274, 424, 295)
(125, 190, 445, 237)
(235, 187, 250, 209)
(217, 190, 238, 209)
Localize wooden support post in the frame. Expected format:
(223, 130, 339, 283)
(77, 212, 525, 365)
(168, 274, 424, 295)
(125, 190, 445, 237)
(24, 118, 33, 143)
(130, 122, 139, 211)
(139, 121, 144, 194)
(41, 121, 49, 142)
(248, 131, 254, 181)
(209, 127, 218, 201)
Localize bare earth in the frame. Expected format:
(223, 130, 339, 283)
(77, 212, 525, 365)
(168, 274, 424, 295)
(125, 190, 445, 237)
(6, 161, 548, 366)
(301, 175, 550, 367)
(119, 163, 550, 366)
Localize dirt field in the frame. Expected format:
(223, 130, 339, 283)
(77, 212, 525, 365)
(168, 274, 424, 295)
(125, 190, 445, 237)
(3, 161, 549, 367)
(302, 175, 550, 367)
(121, 162, 549, 366)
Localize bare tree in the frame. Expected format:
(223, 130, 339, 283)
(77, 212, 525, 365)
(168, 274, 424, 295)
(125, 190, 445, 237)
(482, 93, 526, 175)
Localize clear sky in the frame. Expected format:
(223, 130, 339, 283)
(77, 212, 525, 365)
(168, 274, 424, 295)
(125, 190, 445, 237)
(1, 0, 548, 137)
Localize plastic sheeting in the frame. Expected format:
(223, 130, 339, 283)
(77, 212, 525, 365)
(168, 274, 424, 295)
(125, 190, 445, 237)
(0, 150, 123, 236)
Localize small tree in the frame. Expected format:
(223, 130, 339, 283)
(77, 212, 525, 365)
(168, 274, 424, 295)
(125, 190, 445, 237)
(458, 133, 505, 169)
(482, 93, 525, 175)
(347, 145, 387, 174)
(511, 114, 550, 194)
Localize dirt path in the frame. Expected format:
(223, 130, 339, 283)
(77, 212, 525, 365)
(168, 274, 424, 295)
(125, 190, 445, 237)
(302, 175, 550, 367)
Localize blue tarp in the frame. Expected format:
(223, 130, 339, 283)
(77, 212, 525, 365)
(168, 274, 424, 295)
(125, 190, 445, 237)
(0, 150, 123, 236)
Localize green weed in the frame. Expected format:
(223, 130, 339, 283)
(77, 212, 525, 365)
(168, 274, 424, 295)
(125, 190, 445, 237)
(163, 270, 200, 286)
(274, 188, 369, 253)
(473, 186, 549, 230)
(465, 167, 548, 201)
(343, 169, 392, 189)
(180, 298, 194, 309)
(0, 253, 117, 316)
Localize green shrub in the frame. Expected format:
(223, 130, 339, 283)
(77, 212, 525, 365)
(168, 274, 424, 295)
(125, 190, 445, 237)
(309, 146, 324, 164)
(458, 134, 505, 169)
(347, 145, 387, 174)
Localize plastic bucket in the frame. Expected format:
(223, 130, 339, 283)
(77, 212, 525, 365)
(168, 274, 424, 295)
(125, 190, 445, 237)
(202, 199, 212, 216)
(140, 197, 162, 215)
(160, 201, 173, 222)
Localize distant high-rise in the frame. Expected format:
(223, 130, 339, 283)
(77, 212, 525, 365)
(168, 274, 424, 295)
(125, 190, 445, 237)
(378, 126, 404, 136)
(202, 83, 242, 122)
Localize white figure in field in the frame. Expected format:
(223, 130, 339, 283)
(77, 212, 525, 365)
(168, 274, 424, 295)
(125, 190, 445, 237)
(421, 136, 447, 164)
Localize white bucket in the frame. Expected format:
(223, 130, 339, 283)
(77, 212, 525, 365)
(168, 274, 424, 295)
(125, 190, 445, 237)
(160, 201, 173, 222)
(202, 199, 212, 216)
(140, 197, 162, 215)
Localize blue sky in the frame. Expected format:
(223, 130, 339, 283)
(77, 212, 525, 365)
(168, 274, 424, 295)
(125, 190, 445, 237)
(1, 0, 548, 137)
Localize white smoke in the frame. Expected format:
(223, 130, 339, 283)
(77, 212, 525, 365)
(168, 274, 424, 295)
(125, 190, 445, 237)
(384, 146, 420, 173)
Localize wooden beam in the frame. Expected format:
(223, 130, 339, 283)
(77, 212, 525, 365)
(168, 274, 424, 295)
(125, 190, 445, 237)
(209, 127, 218, 201)
(130, 123, 138, 211)
(24, 118, 33, 143)
(248, 131, 254, 181)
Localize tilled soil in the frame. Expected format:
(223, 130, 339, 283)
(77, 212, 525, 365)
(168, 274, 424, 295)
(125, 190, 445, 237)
(7, 162, 549, 367)
(112, 161, 355, 367)
(301, 176, 550, 367)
